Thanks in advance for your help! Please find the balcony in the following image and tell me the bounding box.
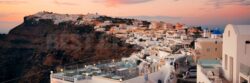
[239,63,250,83]
[197,59,223,83]
[240,63,250,76]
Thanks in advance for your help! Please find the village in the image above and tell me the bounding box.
[49,14,250,83]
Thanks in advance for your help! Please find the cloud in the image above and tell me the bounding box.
[0,21,20,34]
[173,0,250,8]
[93,0,152,6]
[0,0,26,4]
[124,16,182,23]
[0,13,8,17]
[0,12,22,18]
[207,0,250,8]
[53,0,77,6]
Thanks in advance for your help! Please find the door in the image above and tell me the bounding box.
[229,57,234,82]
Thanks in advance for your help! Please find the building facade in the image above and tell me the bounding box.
[194,38,222,62]
[222,24,250,83]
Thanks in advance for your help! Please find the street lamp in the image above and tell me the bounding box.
[86,73,89,83]
[60,69,64,72]
[86,73,89,79]
[61,68,64,81]
[119,78,123,82]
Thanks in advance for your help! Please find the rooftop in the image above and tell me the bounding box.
[196,38,222,42]
[51,59,139,82]
[211,28,223,35]
[226,24,250,35]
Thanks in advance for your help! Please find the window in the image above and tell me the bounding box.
[246,41,250,44]
[228,31,230,37]
[245,41,250,55]
[215,41,218,44]
[225,54,228,70]
[215,48,217,51]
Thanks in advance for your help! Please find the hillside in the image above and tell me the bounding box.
[0,12,142,83]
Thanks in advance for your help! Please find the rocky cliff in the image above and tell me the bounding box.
[0,12,141,83]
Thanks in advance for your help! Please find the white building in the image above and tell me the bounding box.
[203,28,211,38]
[50,56,177,83]
[149,21,161,29]
[222,24,250,83]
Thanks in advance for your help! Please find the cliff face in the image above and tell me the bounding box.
[0,13,141,83]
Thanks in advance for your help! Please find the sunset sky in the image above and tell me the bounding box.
[0,0,250,33]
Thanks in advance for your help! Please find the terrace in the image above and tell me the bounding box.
[51,59,139,82]
[197,59,225,83]
[239,63,250,83]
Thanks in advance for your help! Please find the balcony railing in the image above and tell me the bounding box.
[240,63,250,76]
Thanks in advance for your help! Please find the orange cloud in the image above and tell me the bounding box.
[53,0,77,6]
[0,0,26,4]
[94,0,152,6]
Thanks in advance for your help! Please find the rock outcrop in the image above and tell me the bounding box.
[0,12,141,83]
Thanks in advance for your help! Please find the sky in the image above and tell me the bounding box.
[0,0,250,33]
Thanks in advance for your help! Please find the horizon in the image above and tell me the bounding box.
[1,0,250,33]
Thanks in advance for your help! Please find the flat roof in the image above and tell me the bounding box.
[226,24,250,36]
[234,25,250,35]
[198,59,221,67]
[196,38,222,42]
